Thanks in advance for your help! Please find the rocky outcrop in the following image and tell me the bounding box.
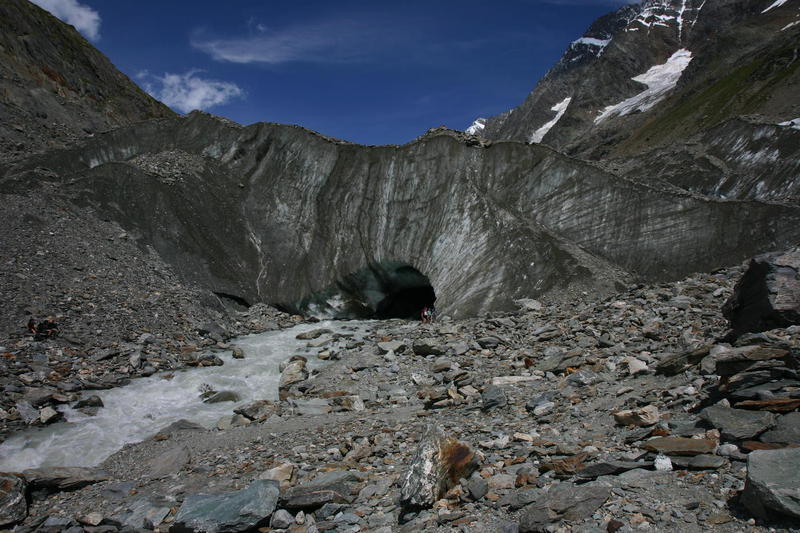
[3,112,799,318]
[0,0,173,161]
[723,249,800,335]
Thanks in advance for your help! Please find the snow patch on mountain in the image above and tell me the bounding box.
[530,97,572,144]
[782,20,799,30]
[595,49,692,124]
[466,118,486,136]
[571,37,612,57]
[762,0,789,13]
[625,0,704,40]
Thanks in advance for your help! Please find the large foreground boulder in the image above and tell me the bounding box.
[723,250,800,336]
[399,425,478,510]
[742,448,800,520]
[171,479,280,532]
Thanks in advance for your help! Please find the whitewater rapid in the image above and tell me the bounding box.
[0,320,372,472]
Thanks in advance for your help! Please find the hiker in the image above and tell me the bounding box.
[26,317,37,334]
[421,306,430,323]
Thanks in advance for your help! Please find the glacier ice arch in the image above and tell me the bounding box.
[286,260,436,320]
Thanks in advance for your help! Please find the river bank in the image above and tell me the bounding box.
[4,263,800,532]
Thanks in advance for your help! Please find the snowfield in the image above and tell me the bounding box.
[595,49,692,124]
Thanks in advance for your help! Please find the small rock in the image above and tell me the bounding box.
[39,406,62,424]
[566,370,598,387]
[296,328,332,340]
[202,390,240,404]
[613,405,659,427]
[481,386,508,410]
[271,509,294,529]
[654,454,673,471]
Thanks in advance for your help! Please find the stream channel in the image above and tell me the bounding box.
[0,320,374,472]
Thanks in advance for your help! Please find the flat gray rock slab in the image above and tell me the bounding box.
[670,454,727,470]
[700,405,776,441]
[519,483,610,532]
[742,448,800,520]
[172,480,279,533]
[120,496,172,529]
[147,445,190,478]
[22,466,110,492]
[759,412,800,445]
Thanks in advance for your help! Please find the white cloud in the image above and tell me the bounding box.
[30,0,101,41]
[138,70,244,113]
[192,20,377,65]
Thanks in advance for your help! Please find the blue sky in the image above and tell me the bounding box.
[33,0,634,145]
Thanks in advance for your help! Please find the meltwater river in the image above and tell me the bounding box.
[0,320,373,472]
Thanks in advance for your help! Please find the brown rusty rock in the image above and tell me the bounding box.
[641,437,717,456]
[399,425,478,510]
[742,441,800,452]
[540,453,588,478]
[734,398,800,413]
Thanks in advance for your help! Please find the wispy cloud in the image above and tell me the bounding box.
[137,70,244,113]
[192,20,380,65]
[30,0,101,41]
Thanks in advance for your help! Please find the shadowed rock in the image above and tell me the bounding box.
[723,250,800,337]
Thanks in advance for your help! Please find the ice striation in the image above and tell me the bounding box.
[595,49,692,123]
[529,97,572,143]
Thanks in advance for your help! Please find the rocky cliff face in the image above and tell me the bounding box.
[0,0,174,162]
[3,112,799,318]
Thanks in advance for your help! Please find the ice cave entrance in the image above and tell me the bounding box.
[292,260,436,320]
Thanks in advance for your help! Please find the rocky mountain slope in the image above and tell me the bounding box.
[474,0,800,169]
[0,0,174,162]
